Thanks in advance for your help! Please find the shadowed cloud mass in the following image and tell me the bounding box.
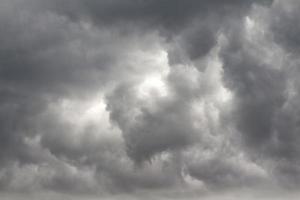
[1,0,300,199]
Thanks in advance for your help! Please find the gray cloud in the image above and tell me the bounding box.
[1,0,300,199]
[218,1,300,189]
[270,0,300,54]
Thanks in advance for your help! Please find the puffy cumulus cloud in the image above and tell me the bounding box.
[1,0,300,199]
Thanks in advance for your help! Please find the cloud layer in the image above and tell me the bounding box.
[1,0,300,199]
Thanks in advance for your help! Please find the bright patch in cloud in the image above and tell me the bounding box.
[137,74,168,99]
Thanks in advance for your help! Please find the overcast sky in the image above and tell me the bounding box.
[1,0,300,199]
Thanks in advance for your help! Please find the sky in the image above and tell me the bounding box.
[0,0,300,199]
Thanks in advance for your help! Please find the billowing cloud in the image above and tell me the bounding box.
[1,0,300,199]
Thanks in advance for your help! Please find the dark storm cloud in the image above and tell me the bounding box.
[49,0,256,27]
[45,0,273,63]
[220,22,286,148]
[2,0,300,199]
[267,1,300,186]
[270,0,300,54]
[218,1,300,188]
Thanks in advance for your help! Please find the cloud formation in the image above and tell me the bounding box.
[1,0,300,199]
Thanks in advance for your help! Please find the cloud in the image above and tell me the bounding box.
[1,0,300,199]
[218,1,300,188]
